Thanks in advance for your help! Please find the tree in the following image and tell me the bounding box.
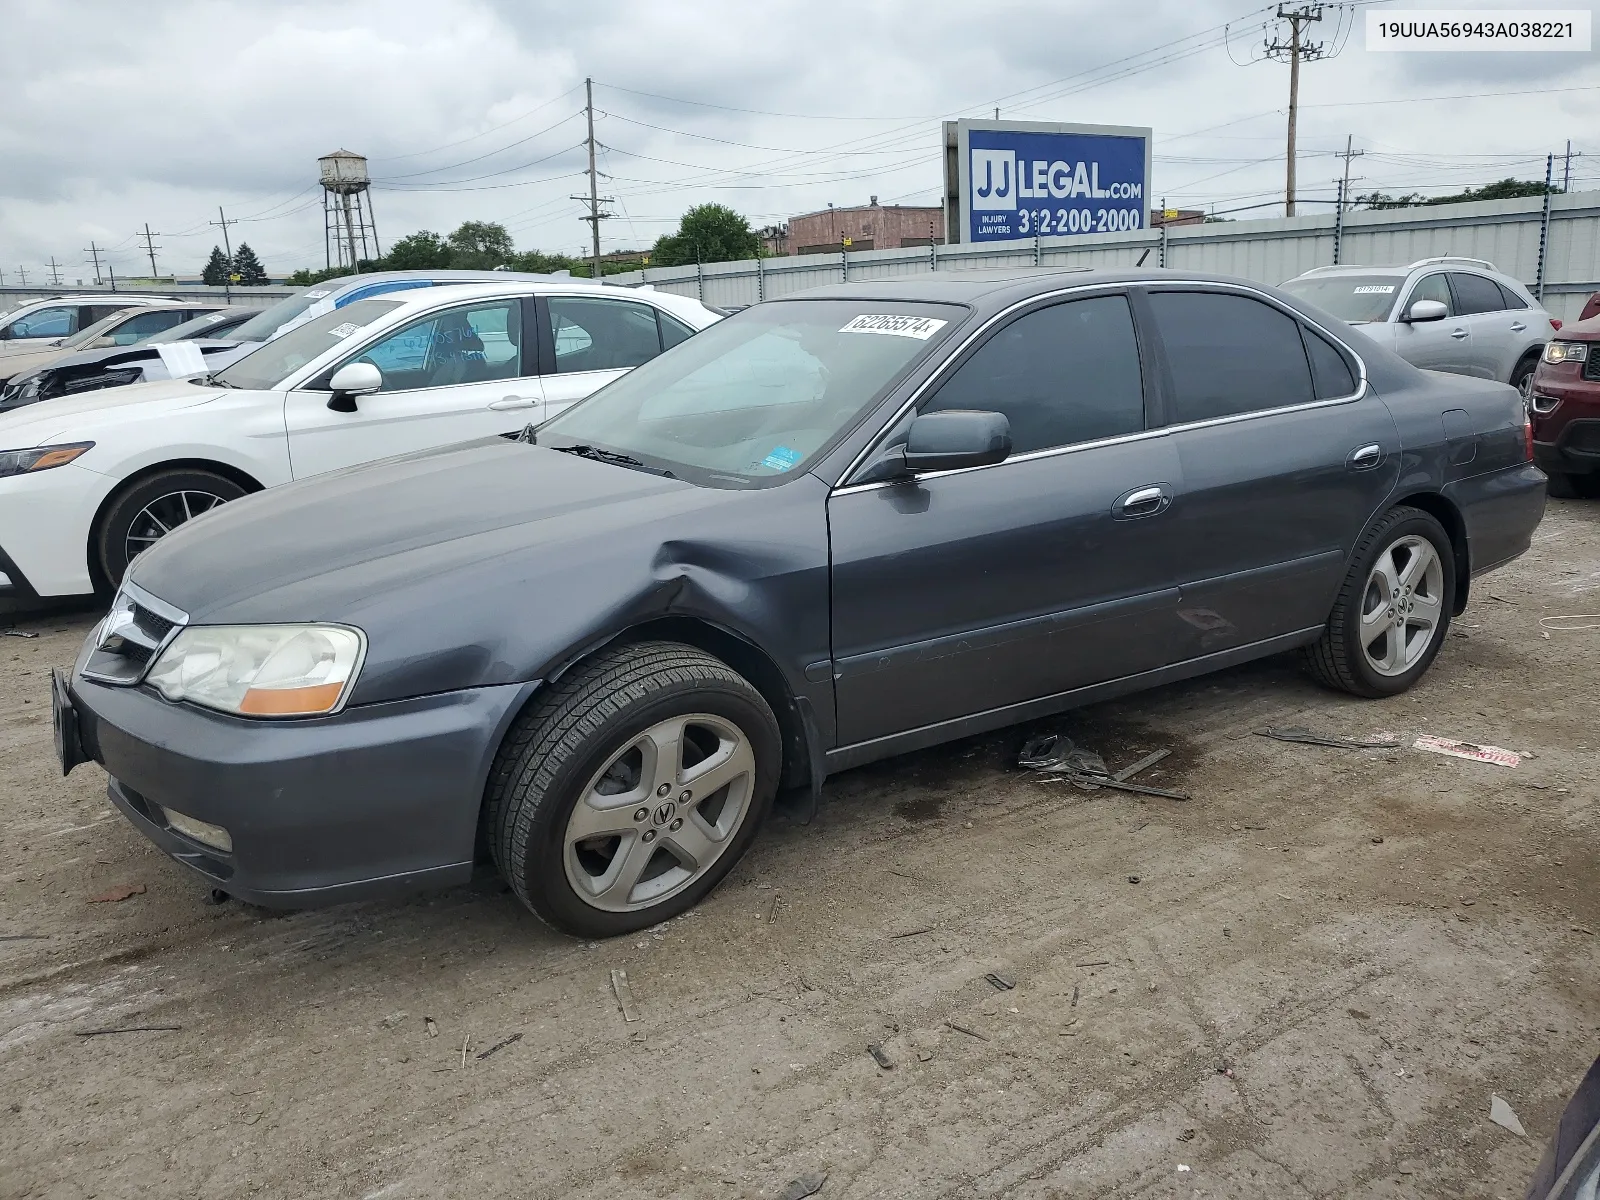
[508,248,578,274]
[231,243,268,285]
[1357,178,1563,211]
[386,231,454,270]
[650,204,762,267]
[446,221,515,269]
[201,246,231,286]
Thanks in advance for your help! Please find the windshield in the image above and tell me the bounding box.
[149,309,247,343]
[211,299,403,390]
[228,279,356,342]
[1279,275,1404,323]
[60,309,139,349]
[540,299,965,487]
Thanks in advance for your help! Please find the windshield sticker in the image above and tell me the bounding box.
[761,446,804,472]
[203,311,227,323]
[305,289,330,299]
[327,322,361,338]
[838,314,948,340]
[1352,285,1396,294]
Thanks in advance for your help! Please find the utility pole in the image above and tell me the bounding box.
[1265,3,1327,218]
[17,266,29,286]
[47,257,62,286]
[1335,135,1364,214]
[569,77,614,282]
[138,223,162,278]
[1561,139,1580,192]
[84,241,105,286]
[210,207,238,303]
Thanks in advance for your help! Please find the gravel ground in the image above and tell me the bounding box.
[1,499,1596,1200]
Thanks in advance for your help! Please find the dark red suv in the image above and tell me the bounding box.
[1529,311,1600,497]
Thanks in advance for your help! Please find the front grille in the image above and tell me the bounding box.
[1582,354,1600,382]
[64,369,140,396]
[80,584,189,686]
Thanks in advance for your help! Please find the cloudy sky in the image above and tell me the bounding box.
[1,0,1596,281]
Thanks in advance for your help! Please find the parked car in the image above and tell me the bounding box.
[0,306,257,410]
[0,295,186,358]
[0,304,225,392]
[1525,1052,1600,1200]
[1281,257,1556,396]
[51,269,1546,936]
[1527,314,1600,496]
[0,281,719,601]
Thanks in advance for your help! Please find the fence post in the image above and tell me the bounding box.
[841,240,849,283]
[1536,152,1555,301]
[1159,224,1169,269]
[696,257,704,302]
[1332,178,1345,266]
[756,254,765,303]
[1034,232,1041,267]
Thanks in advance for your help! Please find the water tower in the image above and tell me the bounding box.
[319,150,381,270]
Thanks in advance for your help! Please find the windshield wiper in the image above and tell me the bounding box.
[549,443,673,477]
[196,373,238,388]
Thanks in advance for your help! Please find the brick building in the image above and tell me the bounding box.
[787,199,944,255]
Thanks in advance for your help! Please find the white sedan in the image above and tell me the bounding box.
[0,282,719,600]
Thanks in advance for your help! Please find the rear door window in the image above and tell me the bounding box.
[546,297,664,373]
[1450,272,1507,315]
[921,294,1145,454]
[1148,291,1315,423]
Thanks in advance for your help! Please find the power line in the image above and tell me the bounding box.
[369,82,584,163]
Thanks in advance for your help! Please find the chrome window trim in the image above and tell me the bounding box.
[834,277,1370,492]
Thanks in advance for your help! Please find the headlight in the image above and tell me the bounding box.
[145,624,365,717]
[0,441,94,478]
[1544,341,1590,364]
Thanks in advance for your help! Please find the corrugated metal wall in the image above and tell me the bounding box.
[619,190,1600,324]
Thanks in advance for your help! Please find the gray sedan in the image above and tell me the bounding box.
[55,268,1547,937]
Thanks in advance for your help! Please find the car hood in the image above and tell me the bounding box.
[131,438,734,624]
[0,377,228,442]
[0,345,81,378]
[31,338,248,375]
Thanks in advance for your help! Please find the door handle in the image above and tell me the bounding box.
[1113,485,1170,519]
[1449,328,1469,340]
[1510,321,1527,332]
[1347,443,1383,471]
[488,395,536,410]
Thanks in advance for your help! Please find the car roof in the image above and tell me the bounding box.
[787,267,1318,310]
[347,279,701,314]
[4,294,188,306]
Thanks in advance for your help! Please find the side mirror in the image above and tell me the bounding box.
[91,336,118,348]
[857,409,1013,483]
[1405,299,1448,323]
[326,361,382,412]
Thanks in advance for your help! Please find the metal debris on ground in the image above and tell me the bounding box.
[2,628,39,638]
[945,1020,989,1041]
[0,933,50,941]
[984,972,1015,991]
[611,968,643,1022]
[87,883,145,903]
[777,1172,827,1200]
[1540,614,1600,631]
[1020,735,1187,796]
[73,1025,181,1037]
[1489,1093,1527,1136]
[1073,959,1110,967]
[460,1036,471,1068]
[1114,749,1171,781]
[1255,727,1402,750]
[424,1017,438,1038]
[888,926,933,939]
[475,1032,523,1061]
[867,1043,894,1069]
[1413,735,1521,769]
[1071,985,1079,1007]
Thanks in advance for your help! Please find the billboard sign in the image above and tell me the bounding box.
[950,119,1152,245]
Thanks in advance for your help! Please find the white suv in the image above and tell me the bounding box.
[1281,257,1557,397]
[0,281,719,601]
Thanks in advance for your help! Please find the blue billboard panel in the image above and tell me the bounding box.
[958,121,1151,244]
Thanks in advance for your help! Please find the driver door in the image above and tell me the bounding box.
[1391,272,1475,375]
[284,297,543,480]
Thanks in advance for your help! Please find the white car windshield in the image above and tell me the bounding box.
[210,300,403,390]
[539,299,965,487]
[1279,276,1405,324]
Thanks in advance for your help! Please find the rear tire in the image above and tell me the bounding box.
[96,468,244,589]
[1303,506,1455,698]
[484,641,781,938]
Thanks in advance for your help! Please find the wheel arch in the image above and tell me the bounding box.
[1388,489,1471,614]
[85,458,266,592]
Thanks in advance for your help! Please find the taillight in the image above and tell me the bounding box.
[1551,318,1563,332]
[1524,409,1535,461]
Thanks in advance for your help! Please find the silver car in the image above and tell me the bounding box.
[1281,257,1555,397]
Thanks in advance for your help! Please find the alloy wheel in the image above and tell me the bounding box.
[1359,534,1445,677]
[124,490,229,564]
[563,713,756,913]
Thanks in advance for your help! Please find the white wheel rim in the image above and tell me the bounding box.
[1359,534,1445,677]
[562,713,756,914]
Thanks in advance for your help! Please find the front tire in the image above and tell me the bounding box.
[484,641,781,938]
[96,468,245,589]
[1304,506,1456,697]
